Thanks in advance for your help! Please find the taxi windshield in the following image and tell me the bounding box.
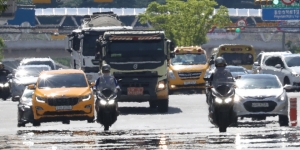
[171,54,207,65]
[236,77,281,89]
[221,53,254,65]
[37,73,88,88]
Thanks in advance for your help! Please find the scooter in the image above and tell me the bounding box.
[207,84,236,132]
[95,88,119,131]
[0,75,10,100]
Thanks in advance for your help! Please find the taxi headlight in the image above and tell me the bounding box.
[36,96,45,102]
[82,93,92,101]
[168,70,176,79]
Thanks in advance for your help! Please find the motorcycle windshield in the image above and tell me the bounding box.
[212,69,234,97]
[97,89,117,100]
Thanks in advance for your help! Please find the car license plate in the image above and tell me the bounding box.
[252,103,269,107]
[56,106,72,110]
[127,87,143,95]
[184,81,196,85]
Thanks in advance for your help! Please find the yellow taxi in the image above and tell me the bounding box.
[168,46,209,93]
[28,69,95,126]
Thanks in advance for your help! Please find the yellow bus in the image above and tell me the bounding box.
[211,44,256,70]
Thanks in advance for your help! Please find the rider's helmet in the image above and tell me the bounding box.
[215,57,227,68]
[0,62,4,70]
[101,64,111,73]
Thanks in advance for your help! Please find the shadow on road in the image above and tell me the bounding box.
[119,106,182,115]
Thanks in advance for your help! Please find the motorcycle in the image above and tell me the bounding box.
[0,75,10,100]
[95,88,119,131]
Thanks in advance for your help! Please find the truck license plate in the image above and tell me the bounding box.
[252,103,269,107]
[127,87,143,95]
[184,81,196,85]
[56,106,72,110]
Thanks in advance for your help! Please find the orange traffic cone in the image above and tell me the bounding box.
[290,98,297,126]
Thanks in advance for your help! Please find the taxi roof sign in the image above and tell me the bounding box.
[174,46,205,54]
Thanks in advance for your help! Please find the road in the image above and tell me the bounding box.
[0,93,300,149]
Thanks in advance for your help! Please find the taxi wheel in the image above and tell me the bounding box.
[279,115,289,126]
[157,99,169,113]
[17,123,25,127]
[87,117,94,123]
[32,121,41,127]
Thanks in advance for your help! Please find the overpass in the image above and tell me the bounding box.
[1,8,299,58]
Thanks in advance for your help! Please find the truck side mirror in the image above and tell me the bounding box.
[170,42,175,51]
[170,52,175,58]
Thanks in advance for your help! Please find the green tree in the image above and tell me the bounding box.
[0,0,12,61]
[138,0,231,46]
[285,40,300,54]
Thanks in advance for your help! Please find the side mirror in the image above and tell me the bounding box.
[253,62,259,66]
[170,42,175,51]
[90,82,95,87]
[118,79,122,83]
[91,59,100,65]
[28,84,36,90]
[170,52,175,58]
[275,64,282,69]
[283,84,293,90]
[14,96,20,101]
[7,74,13,79]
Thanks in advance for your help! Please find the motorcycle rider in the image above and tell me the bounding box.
[0,62,11,76]
[206,57,234,105]
[94,64,121,119]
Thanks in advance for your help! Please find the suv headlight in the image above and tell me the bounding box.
[292,71,300,77]
[277,92,286,101]
[234,94,243,102]
[36,96,45,102]
[82,93,92,101]
[168,70,176,79]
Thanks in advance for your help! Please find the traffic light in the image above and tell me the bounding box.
[32,0,51,4]
[254,0,277,5]
[226,28,241,33]
[94,0,113,2]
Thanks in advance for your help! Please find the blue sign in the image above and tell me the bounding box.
[262,8,300,21]
[7,8,35,26]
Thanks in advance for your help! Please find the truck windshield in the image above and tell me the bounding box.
[108,40,164,58]
[171,54,207,65]
[82,34,101,56]
[221,53,254,65]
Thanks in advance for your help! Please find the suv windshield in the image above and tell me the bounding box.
[221,53,254,65]
[108,40,164,58]
[23,61,54,70]
[171,54,207,65]
[284,56,300,67]
[38,73,88,88]
[15,67,50,78]
[236,77,281,89]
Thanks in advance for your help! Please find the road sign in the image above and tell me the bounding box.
[236,19,247,30]
[262,8,300,20]
[277,20,300,31]
[262,0,300,8]
[281,0,295,5]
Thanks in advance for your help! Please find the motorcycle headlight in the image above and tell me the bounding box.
[4,83,9,87]
[82,93,92,101]
[215,97,223,103]
[224,98,232,103]
[100,99,107,105]
[0,83,3,87]
[108,100,115,105]
[168,70,176,79]
[36,96,45,102]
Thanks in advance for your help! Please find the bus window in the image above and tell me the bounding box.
[221,53,254,65]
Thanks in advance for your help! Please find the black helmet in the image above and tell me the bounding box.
[102,64,111,72]
[215,57,227,67]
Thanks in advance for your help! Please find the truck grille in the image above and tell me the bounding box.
[122,82,150,87]
[178,72,201,79]
[47,98,79,106]
[243,101,277,112]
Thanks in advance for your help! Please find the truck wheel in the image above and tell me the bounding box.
[87,117,95,123]
[157,99,169,113]
[32,120,41,127]
[219,127,227,132]
[62,120,70,124]
[149,101,157,108]
[279,115,289,126]
[104,125,109,131]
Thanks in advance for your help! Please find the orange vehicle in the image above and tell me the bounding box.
[168,46,209,93]
[28,69,95,126]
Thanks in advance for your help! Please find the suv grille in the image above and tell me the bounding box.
[178,72,201,79]
[243,101,277,112]
[47,98,79,106]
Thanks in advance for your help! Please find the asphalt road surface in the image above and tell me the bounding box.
[0,93,300,149]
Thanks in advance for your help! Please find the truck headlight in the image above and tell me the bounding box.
[168,70,176,79]
[36,96,45,102]
[82,93,92,101]
[157,80,166,90]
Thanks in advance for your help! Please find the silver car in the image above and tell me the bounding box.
[9,65,51,101]
[233,74,291,126]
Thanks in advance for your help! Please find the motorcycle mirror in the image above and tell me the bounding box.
[7,74,13,79]
[118,79,122,83]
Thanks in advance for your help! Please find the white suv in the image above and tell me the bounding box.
[252,51,291,74]
[19,57,56,70]
[258,53,300,90]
